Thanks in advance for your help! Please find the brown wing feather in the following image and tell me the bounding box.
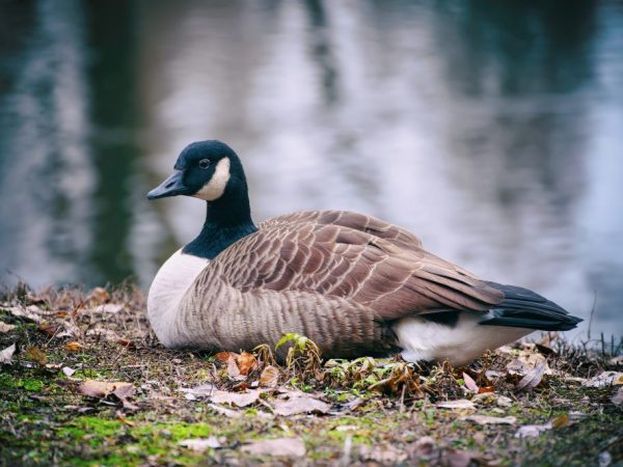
[207,211,503,321]
[261,210,424,249]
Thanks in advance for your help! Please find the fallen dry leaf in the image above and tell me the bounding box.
[515,422,552,438]
[236,352,257,376]
[211,389,264,407]
[64,341,83,352]
[552,414,570,428]
[208,403,243,418]
[583,371,623,388]
[478,386,495,394]
[444,449,476,467]
[259,365,280,387]
[79,380,137,410]
[463,372,479,393]
[507,351,550,377]
[516,360,547,391]
[241,437,306,457]
[0,321,16,333]
[62,366,76,377]
[496,396,513,407]
[436,399,475,410]
[38,322,61,337]
[88,287,110,304]
[179,436,222,452]
[24,346,47,365]
[89,303,124,314]
[180,383,216,401]
[0,343,16,364]
[215,351,236,363]
[272,391,330,416]
[463,415,516,425]
[359,444,408,464]
[227,355,242,380]
[3,305,44,323]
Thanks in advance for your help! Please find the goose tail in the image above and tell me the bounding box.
[478,282,582,331]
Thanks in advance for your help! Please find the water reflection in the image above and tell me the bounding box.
[0,0,621,337]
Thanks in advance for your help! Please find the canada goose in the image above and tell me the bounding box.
[146,140,581,365]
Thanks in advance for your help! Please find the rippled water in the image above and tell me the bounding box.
[1,0,622,338]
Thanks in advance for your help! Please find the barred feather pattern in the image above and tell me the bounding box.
[169,210,505,357]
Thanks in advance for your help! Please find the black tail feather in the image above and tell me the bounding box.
[478,282,582,331]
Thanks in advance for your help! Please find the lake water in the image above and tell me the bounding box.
[1,0,622,339]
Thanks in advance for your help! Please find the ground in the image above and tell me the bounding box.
[0,284,621,466]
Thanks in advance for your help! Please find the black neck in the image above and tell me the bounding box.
[182,178,258,259]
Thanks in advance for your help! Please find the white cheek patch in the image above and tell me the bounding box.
[194,157,231,201]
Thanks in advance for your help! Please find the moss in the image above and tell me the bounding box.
[0,373,45,392]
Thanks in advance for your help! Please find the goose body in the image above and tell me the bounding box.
[147,141,581,365]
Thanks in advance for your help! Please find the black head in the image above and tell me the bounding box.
[147,140,244,201]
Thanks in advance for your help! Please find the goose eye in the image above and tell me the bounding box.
[198,159,211,169]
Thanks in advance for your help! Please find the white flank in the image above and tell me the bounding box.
[393,313,533,366]
[147,249,210,346]
[194,157,231,201]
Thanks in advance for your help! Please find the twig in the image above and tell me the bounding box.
[587,292,597,340]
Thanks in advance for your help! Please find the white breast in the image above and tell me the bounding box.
[393,314,532,366]
[147,249,210,346]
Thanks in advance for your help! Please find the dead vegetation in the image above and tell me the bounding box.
[0,284,622,466]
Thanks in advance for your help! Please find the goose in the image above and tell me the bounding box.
[146,140,581,365]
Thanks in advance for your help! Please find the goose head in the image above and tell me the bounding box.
[147,140,257,259]
[147,140,244,202]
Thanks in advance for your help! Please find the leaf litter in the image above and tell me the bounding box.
[1,285,622,466]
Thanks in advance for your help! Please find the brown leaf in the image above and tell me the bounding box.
[90,303,124,314]
[436,399,475,410]
[79,380,133,398]
[583,371,623,388]
[38,322,60,337]
[88,287,110,304]
[359,444,408,464]
[516,360,546,391]
[273,391,330,416]
[64,341,83,352]
[208,403,243,418]
[551,414,570,428]
[259,365,280,388]
[78,380,137,410]
[462,372,479,393]
[241,438,306,457]
[0,343,16,364]
[215,351,236,363]
[507,351,549,377]
[227,356,242,380]
[4,305,43,323]
[462,415,516,425]
[515,423,552,438]
[210,389,263,407]
[24,346,47,365]
[179,436,222,452]
[180,384,216,400]
[0,321,16,333]
[236,352,257,376]
[445,449,475,467]
[478,386,495,394]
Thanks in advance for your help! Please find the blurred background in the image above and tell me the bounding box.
[0,0,621,338]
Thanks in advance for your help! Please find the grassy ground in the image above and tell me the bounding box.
[1,284,622,466]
